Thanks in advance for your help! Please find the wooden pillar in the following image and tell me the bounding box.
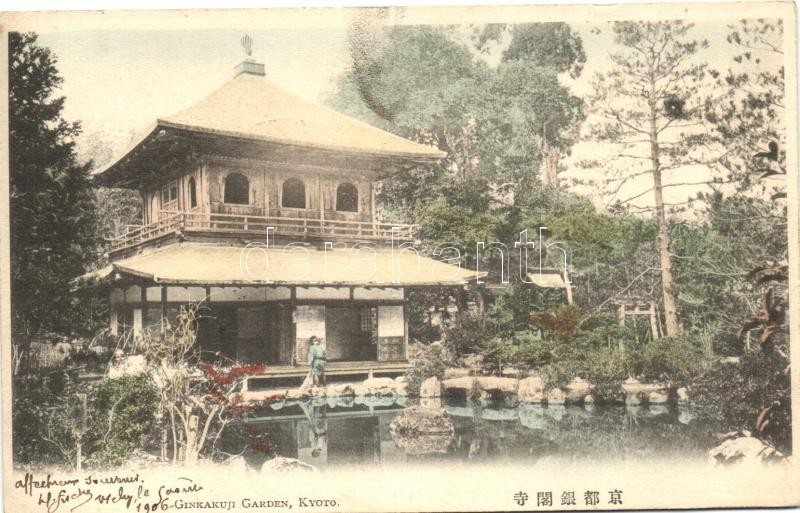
[268,171,270,217]
[370,184,377,237]
[290,286,298,366]
[617,303,626,327]
[318,175,324,227]
[649,301,660,339]
[161,285,168,335]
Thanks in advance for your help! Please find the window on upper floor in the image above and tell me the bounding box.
[224,173,249,205]
[336,182,358,212]
[188,177,198,209]
[281,178,306,209]
[161,180,179,211]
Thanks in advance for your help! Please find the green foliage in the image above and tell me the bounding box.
[443,298,707,397]
[671,194,788,354]
[480,330,551,375]
[537,324,639,389]
[406,289,447,344]
[544,209,657,269]
[86,375,160,467]
[536,328,706,395]
[635,334,706,382]
[442,315,496,356]
[13,372,160,469]
[93,187,143,267]
[329,23,586,275]
[500,23,586,78]
[13,371,81,468]
[703,19,785,192]
[489,282,556,335]
[691,350,791,453]
[415,198,499,266]
[10,32,98,339]
[405,344,449,396]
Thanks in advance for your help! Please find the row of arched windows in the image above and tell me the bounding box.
[220,173,359,212]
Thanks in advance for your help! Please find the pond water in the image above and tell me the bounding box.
[221,397,718,471]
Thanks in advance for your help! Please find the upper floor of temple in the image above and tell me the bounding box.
[94,59,444,260]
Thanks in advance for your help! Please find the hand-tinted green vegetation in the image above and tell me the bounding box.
[9,18,791,468]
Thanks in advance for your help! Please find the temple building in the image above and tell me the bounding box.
[91,57,479,382]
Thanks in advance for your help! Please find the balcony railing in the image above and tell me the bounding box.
[110,211,416,253]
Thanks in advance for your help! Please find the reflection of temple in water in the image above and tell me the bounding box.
[225,402,709,470]
[237,402,408,470]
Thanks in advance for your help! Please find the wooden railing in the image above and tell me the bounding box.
[110,211,416,252]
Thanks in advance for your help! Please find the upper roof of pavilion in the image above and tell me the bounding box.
[93,60,444,187]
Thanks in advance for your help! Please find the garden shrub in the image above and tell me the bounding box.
[691,349,791,454]
[634,332,705,382]
[442,315,497,356]
[85,374,160,467]
[13,370,82,468]
[405,343,449,396]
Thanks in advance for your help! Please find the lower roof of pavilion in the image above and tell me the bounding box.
[81,244,484,288]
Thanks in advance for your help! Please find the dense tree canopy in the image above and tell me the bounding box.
[9,32,98,339]
[329,23,586,272]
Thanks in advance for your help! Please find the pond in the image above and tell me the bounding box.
[221,396,720,471]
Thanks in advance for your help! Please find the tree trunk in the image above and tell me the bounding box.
[539,122,559,188]
[648,80,682,336]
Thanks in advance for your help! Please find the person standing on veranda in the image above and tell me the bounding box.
[307,335,326,387]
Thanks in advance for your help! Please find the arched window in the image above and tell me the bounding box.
[281,178,306,209]
[336,182,358,212]
[224,173,249,205]
[188,177,198,209]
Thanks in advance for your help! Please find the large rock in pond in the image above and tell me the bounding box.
[476,376,518,395]
[261,457,317,473]
[518,405,547,430]
[285,388,312,401]
[546,388,565,405]
[356,377,398,398]
[420,377,442,398]
[443,376,476,395]
[648,390,670,404]
[622,378,670,405]
[563,377,593,404]
[327,383,356,398]
[389,406,455,456]
[518,376,545,403]
[708,433,788,466]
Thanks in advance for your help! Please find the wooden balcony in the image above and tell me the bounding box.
[109,211,416,254]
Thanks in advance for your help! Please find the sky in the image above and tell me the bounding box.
[35,13,784,213]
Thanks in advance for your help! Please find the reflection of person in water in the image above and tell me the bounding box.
[307,335,326,387]
[299,401,327,458]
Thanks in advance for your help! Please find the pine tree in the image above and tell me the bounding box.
[587,22,711,336]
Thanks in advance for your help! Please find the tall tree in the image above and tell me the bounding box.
[9,32,97,341]
[475,23,585,190]
[329,22,585,246]
[587,21,711,336]
[704,19,785,195]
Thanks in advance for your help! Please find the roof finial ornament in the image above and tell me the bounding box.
[241,34,253,59]
[235,35,265,77]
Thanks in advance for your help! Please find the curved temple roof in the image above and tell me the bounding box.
[94,72,444,183]
[102,245,483,286]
